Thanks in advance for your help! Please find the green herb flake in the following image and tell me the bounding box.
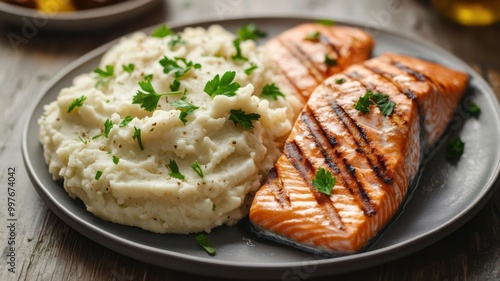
[144,74,154,80]
[151,24,174,38]
[353,92,373,114]
[244,62,258,75]
[446,137,465,162]
[204,71,241,98]
[229,109,261,129]
[196,234,216,256]
[305,31,321,41]
[168,34,186,50]
[171,98,199,125]
[95,170,103,180]
[119,115,133,127]
[68,95,86,113]
[169,79,181,92]
[237,23,267,41]
[335,78,347,84]
[132,126,144,150]
[167,159,185,180]
[160,57,201,78]
[122,63,135,74]
[316,19,336,26]
[467,103,481,118]
[78,136,88,145]
[324,55,338,66]
[132,78,183,111]
[354,90,396,116]
[191,160,204,178]
[94,65,114,87]
[231,38,248,63]
[112,155,120,165]
[261,83,285,100]
[312,168,336,196]
[93,119,113,139]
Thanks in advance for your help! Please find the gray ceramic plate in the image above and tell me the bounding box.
[0,0,161,30]
[22,17,500,280]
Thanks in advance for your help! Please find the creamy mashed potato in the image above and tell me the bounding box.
[39,25,303,234]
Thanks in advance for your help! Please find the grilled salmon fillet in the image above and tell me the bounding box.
[267,23,375,102]
[249,53,469,255]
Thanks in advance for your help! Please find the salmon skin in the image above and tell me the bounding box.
[249,53,469,255]
[266,23,374,102]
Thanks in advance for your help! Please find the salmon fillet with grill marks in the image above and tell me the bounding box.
[267,23,375,102]
[249,53,469,255]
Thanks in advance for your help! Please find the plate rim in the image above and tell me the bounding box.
[21,15,500,278]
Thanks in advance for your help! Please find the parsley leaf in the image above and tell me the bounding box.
[261,83,285,100]
[244,62,258,75]
[196,234,216,256]
[167,159,185,180]
[78,136,88,145]
[112,155,120,165]
[231,38,248,63]
[353,92,373,114]
[168,34,186,50]
[68,95,86,113]
[144,74,154,80]
[151,24,174,38]
[191,160,204,178]
[354,90,396,116]
[446,136,465,162]
[335,78,346,84]
[119,115,133,127]
[204,71,241,98]
[305,31,321,41]
[159,56,201,78]
[94,65,114,87]
[467,103,481,118]
[169,79,181,91]
[237,24,267,41]
[171,98,199,125]
[132,78,183,111]
[122,63,135,74]
[132,126,144,150]
[324,55,338,66]
[316,19,336,26]
[229,109,261,129]
[312,168,336,196]
[93,119,113,139]
[95,170,103,180]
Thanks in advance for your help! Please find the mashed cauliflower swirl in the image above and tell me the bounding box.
[39,25,302,234]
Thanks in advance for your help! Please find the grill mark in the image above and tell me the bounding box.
[363,64,417,100]
[393,61,427,82]
[278,38,324,83]
[330,100,393,184]
[342,158,376,215]
[284,141,344,229]
[319,33,341,59]
[267,167,291,208]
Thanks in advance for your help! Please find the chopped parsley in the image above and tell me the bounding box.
[170,97,199,125]
[196,234,216,256]
[122,63,135,74]
[191,160,204,178]
[94,65,114,87]
[467,103,481,117]
[324,55,338,66]
[78,136,88,145]
[229,109,261,129]
[168,34,186,50]
[119,115,133,127]
[132,78,183,111]
[446,136,465,162]
[317,19,336,26]
[312,168,336,196]
[335,78,347,84]
[169,79,181,91]
[95,170,103,180]
[204,71,241,98]
[68,95,86,113]
[244,62,258,75]
[159,56,201,78]
[151,24,174,38]
[231,38,248,62]
[144,74,154,80]
[354,90,396,116]
[112,155,120,165]
[167,159,185,180]
[305,31,321,41]
[92,119,113,139]
[237,23,267,41]
[261,83,285,100]
[132,126,144,150]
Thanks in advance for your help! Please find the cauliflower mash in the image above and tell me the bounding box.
[38,25,302,233]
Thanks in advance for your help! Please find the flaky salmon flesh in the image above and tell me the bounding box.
[249,52,469,255]
[266,23,375,102]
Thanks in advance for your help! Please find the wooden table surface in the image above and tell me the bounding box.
[1,0,499,280]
